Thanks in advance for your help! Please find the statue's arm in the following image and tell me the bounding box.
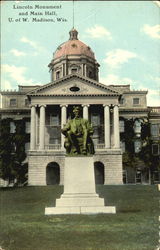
[86,120,94,135]
[61,121,71,136]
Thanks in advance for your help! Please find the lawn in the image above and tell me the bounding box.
[0,185,159,250]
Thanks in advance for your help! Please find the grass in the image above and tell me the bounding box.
[0,185,159,250]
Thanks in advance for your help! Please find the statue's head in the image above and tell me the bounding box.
[73,106,81,118]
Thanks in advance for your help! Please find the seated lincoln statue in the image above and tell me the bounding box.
[61,106,95,155]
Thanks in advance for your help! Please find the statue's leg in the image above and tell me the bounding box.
[82,130,87,154]
[64,137,71,154]
[67,131,79,154]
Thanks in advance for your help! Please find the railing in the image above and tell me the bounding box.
[95,144,105,149]
[45,144,61,150]
[150,107,160,113]
[34,144,105,150]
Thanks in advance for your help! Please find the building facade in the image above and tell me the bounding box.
[0,29,160,186]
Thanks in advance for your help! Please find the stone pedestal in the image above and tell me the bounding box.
[45,157,116,215]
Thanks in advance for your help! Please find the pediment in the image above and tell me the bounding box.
[28,75,119,96]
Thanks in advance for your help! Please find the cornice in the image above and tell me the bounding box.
[27,74,120,96]
[0,92,27,95]
[119,108,149,113]
[29,93,119,97]
[0,108,30,113]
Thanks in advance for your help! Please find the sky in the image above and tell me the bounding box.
[1,0,160,106]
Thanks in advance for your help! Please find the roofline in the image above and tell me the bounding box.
[18,85,42,87]
[27,73,120,95]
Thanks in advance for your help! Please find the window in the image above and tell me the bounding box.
[135,169,142,184]
[71,68,77,74]
[25,99,29,106]
[89,71,93,78]
[151,124,159,137]
[120,141,125,153]
[25,121,30,133]
[10,98,17,107]
[123,170,127,184]
[91,114,100,126]
[119,120,125,132]
[25,142,30,153]
[70,86,80,92]
[56,71,60,79]
[50,114,59,126]
[152,144,159,155]
[134,120,141,134]
[153,171,160,183]
[134,140,141,153]
[119,98,125,105]
[133,98,140,105]
[10,122,16,133]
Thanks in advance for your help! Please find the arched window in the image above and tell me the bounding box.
[94,162,104,184]
[46,162,60,185]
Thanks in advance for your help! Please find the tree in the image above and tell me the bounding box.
[13,119,28,185]
[0,118,15,183]
[122,118,137,170]
[138,121,160,183]
[0,118,29,185]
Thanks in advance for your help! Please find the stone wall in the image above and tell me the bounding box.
[94,150,123,185]
[28,151,65,185]
[28,150,123,186]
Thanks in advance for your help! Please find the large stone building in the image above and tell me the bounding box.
[0,29,160,186]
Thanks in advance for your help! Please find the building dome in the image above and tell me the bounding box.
[53,28,95,60]
[49,28,99,81]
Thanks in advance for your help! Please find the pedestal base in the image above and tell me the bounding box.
[45,206,116,215]
[45,157,116,215]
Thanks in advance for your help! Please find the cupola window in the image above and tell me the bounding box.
[56,71,60,79]
[89,71,93,78]
[71,68,78,74]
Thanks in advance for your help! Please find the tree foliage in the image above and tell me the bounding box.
[139,120,160,172]
[121,118,137,169]
[0,118,15,182]
[0,118,29,185]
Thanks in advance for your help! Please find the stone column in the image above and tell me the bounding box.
[82,64,84,76]
[83,105,89,120]
[35,110,39,146]
[61,105,67,150]
[113,105,120,148]
[103,105,110,148]
[39,105,46,150]
[30,105,36,150]
[84,64,87,77]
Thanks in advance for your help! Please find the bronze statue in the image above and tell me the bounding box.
[61,106,95,155]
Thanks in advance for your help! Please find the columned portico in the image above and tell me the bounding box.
[61,105,67,150]
[39,105,46,150]
[113,105,120,148]
[29,103,121,151]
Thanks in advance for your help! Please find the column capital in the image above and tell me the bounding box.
[103,104,110,108]
[29,104,38,108]
[82,104,90,107]
[39,104,46,108]
[60,104,68,108]
[113,104,120,108]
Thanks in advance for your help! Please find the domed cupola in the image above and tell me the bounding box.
[69,28,78,40]
[48,28,100,81]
